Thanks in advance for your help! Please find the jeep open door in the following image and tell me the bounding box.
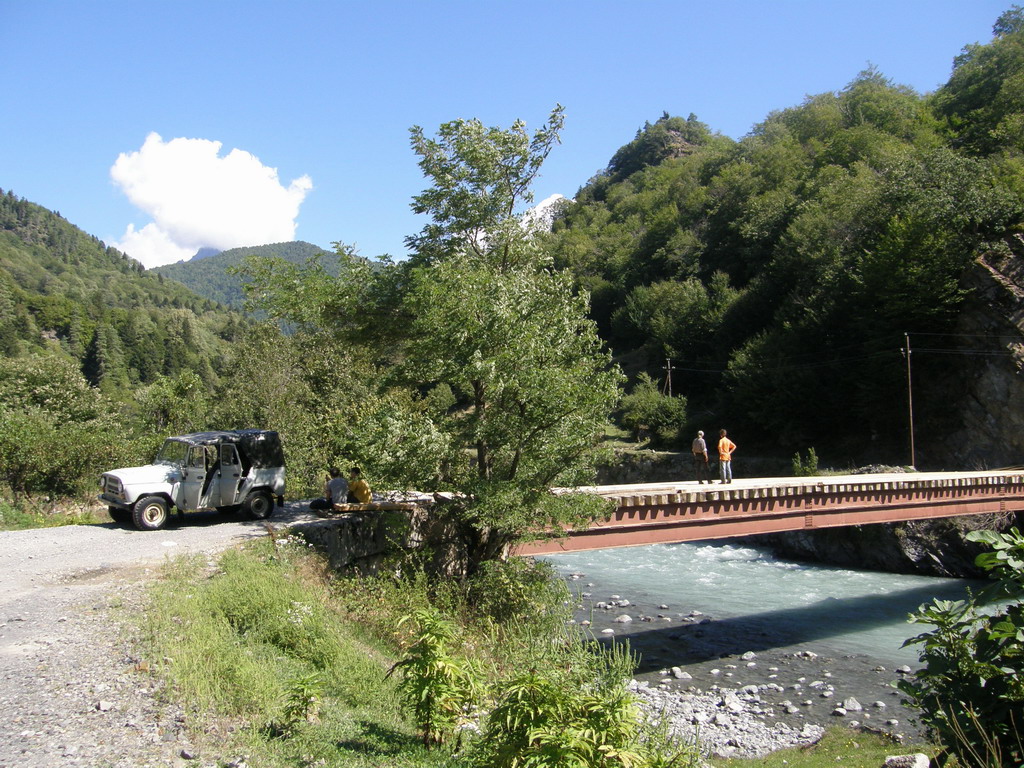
[215,442,243,508]
[180,444,210,510]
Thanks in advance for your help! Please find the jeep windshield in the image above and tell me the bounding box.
[154,438,190,466]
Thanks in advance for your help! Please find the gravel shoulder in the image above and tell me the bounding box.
[0,503,319,768]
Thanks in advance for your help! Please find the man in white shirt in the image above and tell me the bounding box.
[692,430,709,484]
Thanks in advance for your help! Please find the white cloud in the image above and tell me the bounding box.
[109,132,313,268]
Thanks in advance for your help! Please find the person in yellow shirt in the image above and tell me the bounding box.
[347,466,372,504]
[717,429,737,484]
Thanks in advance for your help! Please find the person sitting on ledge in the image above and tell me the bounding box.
[347,466,372,504]
[310,467,348,511]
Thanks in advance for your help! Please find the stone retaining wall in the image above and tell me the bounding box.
[290,504,470,579]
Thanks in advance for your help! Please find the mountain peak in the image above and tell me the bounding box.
[191,247,222,262]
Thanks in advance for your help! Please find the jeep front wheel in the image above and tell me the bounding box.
[242,490,274,520]
[108,506,132,525]
[132,495,169,530]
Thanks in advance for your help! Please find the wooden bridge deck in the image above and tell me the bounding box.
[516,470,1024,555]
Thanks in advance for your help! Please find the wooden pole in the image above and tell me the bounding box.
[905,332,915,468]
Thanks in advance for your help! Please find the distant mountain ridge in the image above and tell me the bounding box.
[153,241,335,308]
[0,188,244,389]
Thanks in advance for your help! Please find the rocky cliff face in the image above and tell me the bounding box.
[931,236,1024,469]
[749,511,1022,579]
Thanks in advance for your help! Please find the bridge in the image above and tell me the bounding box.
[515,470,1024,555]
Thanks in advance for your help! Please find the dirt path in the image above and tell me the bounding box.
[0,503,318,768]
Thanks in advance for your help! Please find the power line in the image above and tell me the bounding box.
[913,348,1020,357]
[639,330,1022,378]
[911,331,1024,340]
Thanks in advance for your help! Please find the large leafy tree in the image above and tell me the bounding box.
[406,107,566,267]
[400,108,622,565]
[242,108,622,568]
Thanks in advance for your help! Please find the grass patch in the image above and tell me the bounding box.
[0,497,102,530]
[138,537,446,767]
[136,540,701,766]
[713,726,941,768]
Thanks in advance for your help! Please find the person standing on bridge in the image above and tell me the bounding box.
[718,429,737,483]
[692,430,710,484]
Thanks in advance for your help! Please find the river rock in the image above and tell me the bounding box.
[842,696,863,711]
[629,680,825,758]
[614,614,633,623]
[883,754,929,768]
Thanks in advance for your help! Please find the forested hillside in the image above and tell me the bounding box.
[153,241,333,308]
[0,190,246,391]
[547,8,1024,467]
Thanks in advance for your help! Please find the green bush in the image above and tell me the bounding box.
[900,528,1024,767]
[470,637,696,768]
[466,557,572,632]
[0,353,140,505]
[619,373,687,446]
[791,448,819,477]
[0,406,122,499]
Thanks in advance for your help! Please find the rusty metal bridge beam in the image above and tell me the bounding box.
[516,474,1024,556]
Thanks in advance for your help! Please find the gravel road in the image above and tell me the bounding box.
[0,503,319,768]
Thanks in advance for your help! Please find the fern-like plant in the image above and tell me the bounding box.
[387,608,484,748]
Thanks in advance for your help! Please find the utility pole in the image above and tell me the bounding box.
[662,358,676,397]
[904,333,916,468]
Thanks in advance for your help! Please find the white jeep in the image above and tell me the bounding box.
[99,430,286,530]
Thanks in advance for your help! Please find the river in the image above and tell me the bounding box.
[540,538,984,667]
[539,539,987,741]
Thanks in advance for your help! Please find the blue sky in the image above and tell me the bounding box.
[0,0,1011,268]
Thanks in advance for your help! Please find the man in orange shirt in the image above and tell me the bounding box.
[718,429,737,484]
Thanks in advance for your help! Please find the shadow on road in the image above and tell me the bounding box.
[102,501,320,533]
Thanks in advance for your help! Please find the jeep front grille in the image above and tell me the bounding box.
[101,476,123,497]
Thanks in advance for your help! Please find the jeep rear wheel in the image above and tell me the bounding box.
[132,495,169,530]
[242,490,275,520]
